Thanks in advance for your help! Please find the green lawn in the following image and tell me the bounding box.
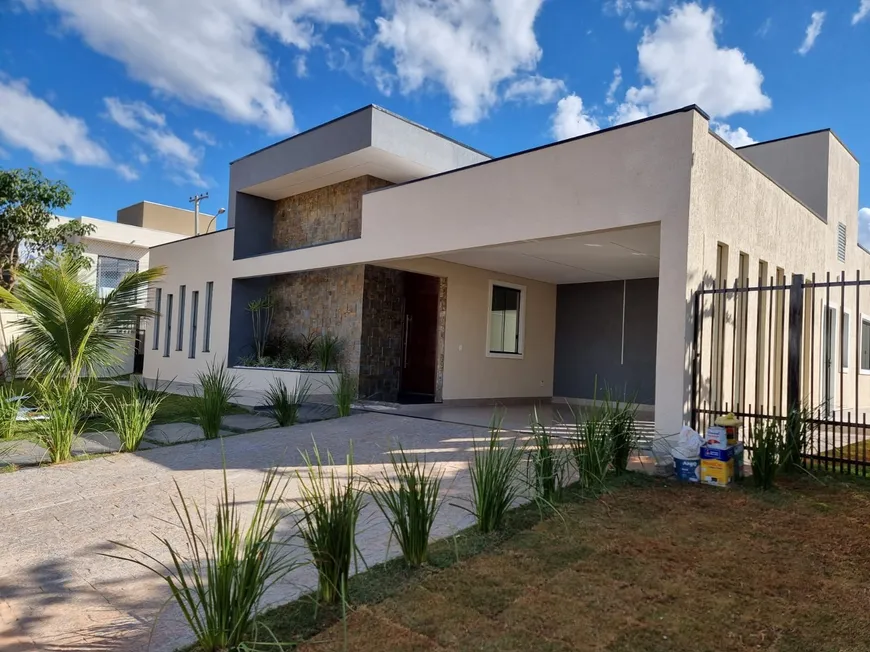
[242,474,870,652]
[4,379,248,442]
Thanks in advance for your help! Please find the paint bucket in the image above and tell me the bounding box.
[673,456,701,483]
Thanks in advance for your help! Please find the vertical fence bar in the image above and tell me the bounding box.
[863,412,867,478]
[810,274,816,420]
[840,273,846,475]
[709,285,717,417]
[767,276,775,415]
[731,282,738,408]
[691,290,700,431]
[825,272,831,418]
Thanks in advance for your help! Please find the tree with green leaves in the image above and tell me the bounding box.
[0,253,165,388]
[0,167,94,289]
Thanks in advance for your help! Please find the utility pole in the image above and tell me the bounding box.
[189,192,209,236]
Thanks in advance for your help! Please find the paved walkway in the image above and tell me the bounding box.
[0,413,486,651]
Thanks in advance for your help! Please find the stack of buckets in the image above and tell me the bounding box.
[700,414,745,487]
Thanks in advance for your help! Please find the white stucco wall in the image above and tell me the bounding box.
[143,230,234,384]
[682,112,863,432]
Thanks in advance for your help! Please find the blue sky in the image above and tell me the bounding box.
[1,0,868,235]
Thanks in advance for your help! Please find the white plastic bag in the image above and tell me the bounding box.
[671,425,703,460]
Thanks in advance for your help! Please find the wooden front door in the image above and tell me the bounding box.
[400,273,439,401]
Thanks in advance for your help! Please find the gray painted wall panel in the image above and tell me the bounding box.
[233,193,276,259]
[553,278,658,404]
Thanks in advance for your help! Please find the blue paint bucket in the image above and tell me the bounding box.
[674,456,700,483]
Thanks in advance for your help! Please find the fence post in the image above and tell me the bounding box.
[691,290,700,431]
[787,274,805,416]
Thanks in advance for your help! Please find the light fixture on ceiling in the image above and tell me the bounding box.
[584,243,603,247]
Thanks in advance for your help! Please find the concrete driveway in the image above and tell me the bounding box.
[0,413,488,651]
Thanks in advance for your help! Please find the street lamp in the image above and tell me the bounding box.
[206,207,226,234]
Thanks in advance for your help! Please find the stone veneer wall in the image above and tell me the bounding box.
[359,266,407,401]
[272,176,392,251]
[269,265,365,374]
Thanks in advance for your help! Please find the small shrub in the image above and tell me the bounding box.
[265,377,311,427]
[32,378,91,463]
[526,409,569,504]
[466,412,524,533]
[3,338,20,382]
[105,467,298,651]
[288,332,319,366]
[104,386,165,452]
[194,361,241,439]
[781,403,814,472]
[566,405,613,493]
[603,390,640,475]
[369,447,444,567]
[331,373,357,417]
[133,372,172,409]
[751,419,782,491]
[296,441,364,604]
[0,384,19,440]
[314,333,343,371]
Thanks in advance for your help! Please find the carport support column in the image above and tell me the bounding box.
[654,216,695,444]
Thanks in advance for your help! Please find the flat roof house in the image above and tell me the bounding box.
[142,104,865,438]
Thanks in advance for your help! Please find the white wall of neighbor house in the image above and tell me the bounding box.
[380,257,557,401]
[143,230,234,384]
[682,110,864,432]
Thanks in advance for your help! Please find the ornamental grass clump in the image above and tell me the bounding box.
[751,418,783,491]
[264,377,311,427]
[526,408,569,504]
[32,377,92,463]
[466,412,524,533]
[566,404,613,494]
[105,466,298,651]
[103,385,165,452]
[296,441,364,605]
[194,361,240,439]
[369,447,444,567]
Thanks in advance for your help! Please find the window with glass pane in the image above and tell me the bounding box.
[489,285,521,354]
[96,256,138,298]
[862,319,870,371]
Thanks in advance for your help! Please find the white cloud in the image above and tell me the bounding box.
[859,208,870,248]
[192,129,217,146]
[116,164,139,181]
[504,75,565,104]
[713,122,755,147]
[605,66,623,105]
[26,0,361,135]
[105,97,206,187]
[605,0,662,30]
[798,11,825,55]
[295,54,309,78]
[615,3,771,121]
[0,77,110,166]
[551,94,599,141]
[0,76,133,180]
[612,101,649,124]
[853,0,870,25]
[369,0,547,124]
[757,17,772,37]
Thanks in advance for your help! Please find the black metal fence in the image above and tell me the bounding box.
[691,271,870,475]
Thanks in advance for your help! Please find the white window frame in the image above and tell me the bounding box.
[860,313,870,375]
[485,280,526,359]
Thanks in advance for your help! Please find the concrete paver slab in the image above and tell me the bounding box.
[0,413,484,651]
[143,422,209,445]
[0,440,47,467]
[221,413,277,432]
[73,431,121,455]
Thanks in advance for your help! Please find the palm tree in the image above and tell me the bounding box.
[0,253,164,388]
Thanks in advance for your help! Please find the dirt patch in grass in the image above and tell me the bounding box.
[263,474,870,651]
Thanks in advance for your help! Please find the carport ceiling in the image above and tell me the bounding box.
[435,224,660,284]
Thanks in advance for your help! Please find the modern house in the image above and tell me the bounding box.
[141,104,865,438]
[0,203,204,377]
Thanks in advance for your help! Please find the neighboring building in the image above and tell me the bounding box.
[142,104,864,438]
[1,215,186,377]
[117,200,218,237]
